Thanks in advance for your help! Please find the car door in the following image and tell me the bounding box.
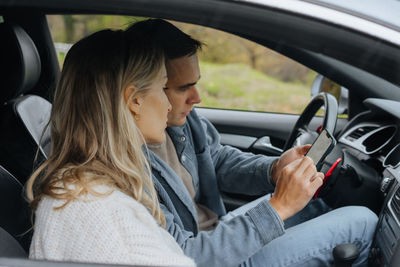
[184,26,351,208]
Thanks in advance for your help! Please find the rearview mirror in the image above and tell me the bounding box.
[311,74,348,115]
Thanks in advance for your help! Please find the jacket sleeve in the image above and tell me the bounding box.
[163,199,285,267]
[199,115,278,195]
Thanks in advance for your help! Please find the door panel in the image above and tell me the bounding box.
[197,107,300,152]
[197,107,347,154]
[197,107,348,210]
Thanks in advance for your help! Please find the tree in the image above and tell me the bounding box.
[62,15,75,43]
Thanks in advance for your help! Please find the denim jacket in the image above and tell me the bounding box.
[149,109,285,267]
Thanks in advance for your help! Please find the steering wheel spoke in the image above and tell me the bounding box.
[299,125,311,134]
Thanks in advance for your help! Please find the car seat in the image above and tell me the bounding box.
[0,226,26,258]
[0,165,31,252]
[0,22,51,184]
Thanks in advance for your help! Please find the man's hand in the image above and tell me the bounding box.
[269,156,324,221]
[270,145,312,185]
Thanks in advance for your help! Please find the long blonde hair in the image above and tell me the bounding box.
[26,29,165,226]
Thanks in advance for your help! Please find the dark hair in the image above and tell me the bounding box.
[126,19,202,60]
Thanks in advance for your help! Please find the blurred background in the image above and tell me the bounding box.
[47,15,317,114]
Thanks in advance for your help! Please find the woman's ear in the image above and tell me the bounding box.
[124,85,143,115]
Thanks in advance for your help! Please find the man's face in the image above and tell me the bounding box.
[164,54,201,127]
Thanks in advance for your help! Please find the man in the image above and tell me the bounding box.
[126,19,377,266]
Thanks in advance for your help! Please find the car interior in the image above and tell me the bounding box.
[1,0,400,266]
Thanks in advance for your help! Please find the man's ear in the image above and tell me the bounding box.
[124,85,143,115]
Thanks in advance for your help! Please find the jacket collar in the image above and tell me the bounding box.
[147,149,199,224]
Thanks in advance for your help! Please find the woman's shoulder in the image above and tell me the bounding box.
[37,185,154,224]
[31,187,195,267]
[34,185,163,248]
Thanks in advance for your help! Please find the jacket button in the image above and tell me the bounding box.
[181,136,186,142]
[181,155,186,162]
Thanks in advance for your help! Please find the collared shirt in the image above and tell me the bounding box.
[148,133,218,231]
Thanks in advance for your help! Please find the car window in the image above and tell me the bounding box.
[47,15,140,66]
[175,22,317,115]
[47,15,346,116]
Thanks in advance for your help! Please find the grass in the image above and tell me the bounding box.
[197,61,312,114]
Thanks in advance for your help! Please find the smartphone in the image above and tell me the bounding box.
[305,129,336,169]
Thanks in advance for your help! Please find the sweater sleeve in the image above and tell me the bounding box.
[30,192,195,267]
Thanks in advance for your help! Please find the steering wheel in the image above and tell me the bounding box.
[283,93,338,151]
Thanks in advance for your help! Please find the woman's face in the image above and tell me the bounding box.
[135,65,171,144]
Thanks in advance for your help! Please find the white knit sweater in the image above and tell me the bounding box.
[30,186,195,267]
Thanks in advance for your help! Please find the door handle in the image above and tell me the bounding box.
[252,136,283,156]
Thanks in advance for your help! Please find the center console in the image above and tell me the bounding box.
[371,166,400,266]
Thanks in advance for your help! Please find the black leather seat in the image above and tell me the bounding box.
[0,165,31,253]
[0,22,51,184]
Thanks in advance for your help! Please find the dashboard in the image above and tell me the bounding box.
[212,97,400,265]
[331,98,400,266]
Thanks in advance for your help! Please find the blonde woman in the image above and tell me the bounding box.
[26,29,195,267]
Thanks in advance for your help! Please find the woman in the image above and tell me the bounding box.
[26,29,194,266]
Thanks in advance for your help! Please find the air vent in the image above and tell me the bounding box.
[346,126,378,142]
[363,126,397,154]
[390,189,400,223]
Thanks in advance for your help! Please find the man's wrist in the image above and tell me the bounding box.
[269,158,279,185]
[268,196,290,221]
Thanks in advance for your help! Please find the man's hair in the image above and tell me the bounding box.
[126,19,202,60]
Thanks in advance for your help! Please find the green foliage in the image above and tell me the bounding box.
[175,22,313,84]
[47,15,146,43]
[48,15,315,86]
[198,61,311,114]
[58,53,66,64]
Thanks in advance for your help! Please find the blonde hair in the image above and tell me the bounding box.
[26,29,165,226]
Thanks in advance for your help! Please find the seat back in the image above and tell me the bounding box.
[0,22,51,184]
[0,227,27,258]
[0,166,31,252]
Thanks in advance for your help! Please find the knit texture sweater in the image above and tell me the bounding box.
[29,186,195,267]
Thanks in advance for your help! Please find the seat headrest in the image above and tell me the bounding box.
[0,23,41,104]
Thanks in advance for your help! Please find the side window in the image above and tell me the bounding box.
[172,22,318,115]
[47,16,346,116]
[47,15,140,66]
[312,75,349,117]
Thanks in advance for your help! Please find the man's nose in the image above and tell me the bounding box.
[187,86,202,104]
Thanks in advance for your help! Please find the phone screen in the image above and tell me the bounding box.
[306,129,336,166]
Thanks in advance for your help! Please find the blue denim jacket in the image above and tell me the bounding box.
[149,109,285,267]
